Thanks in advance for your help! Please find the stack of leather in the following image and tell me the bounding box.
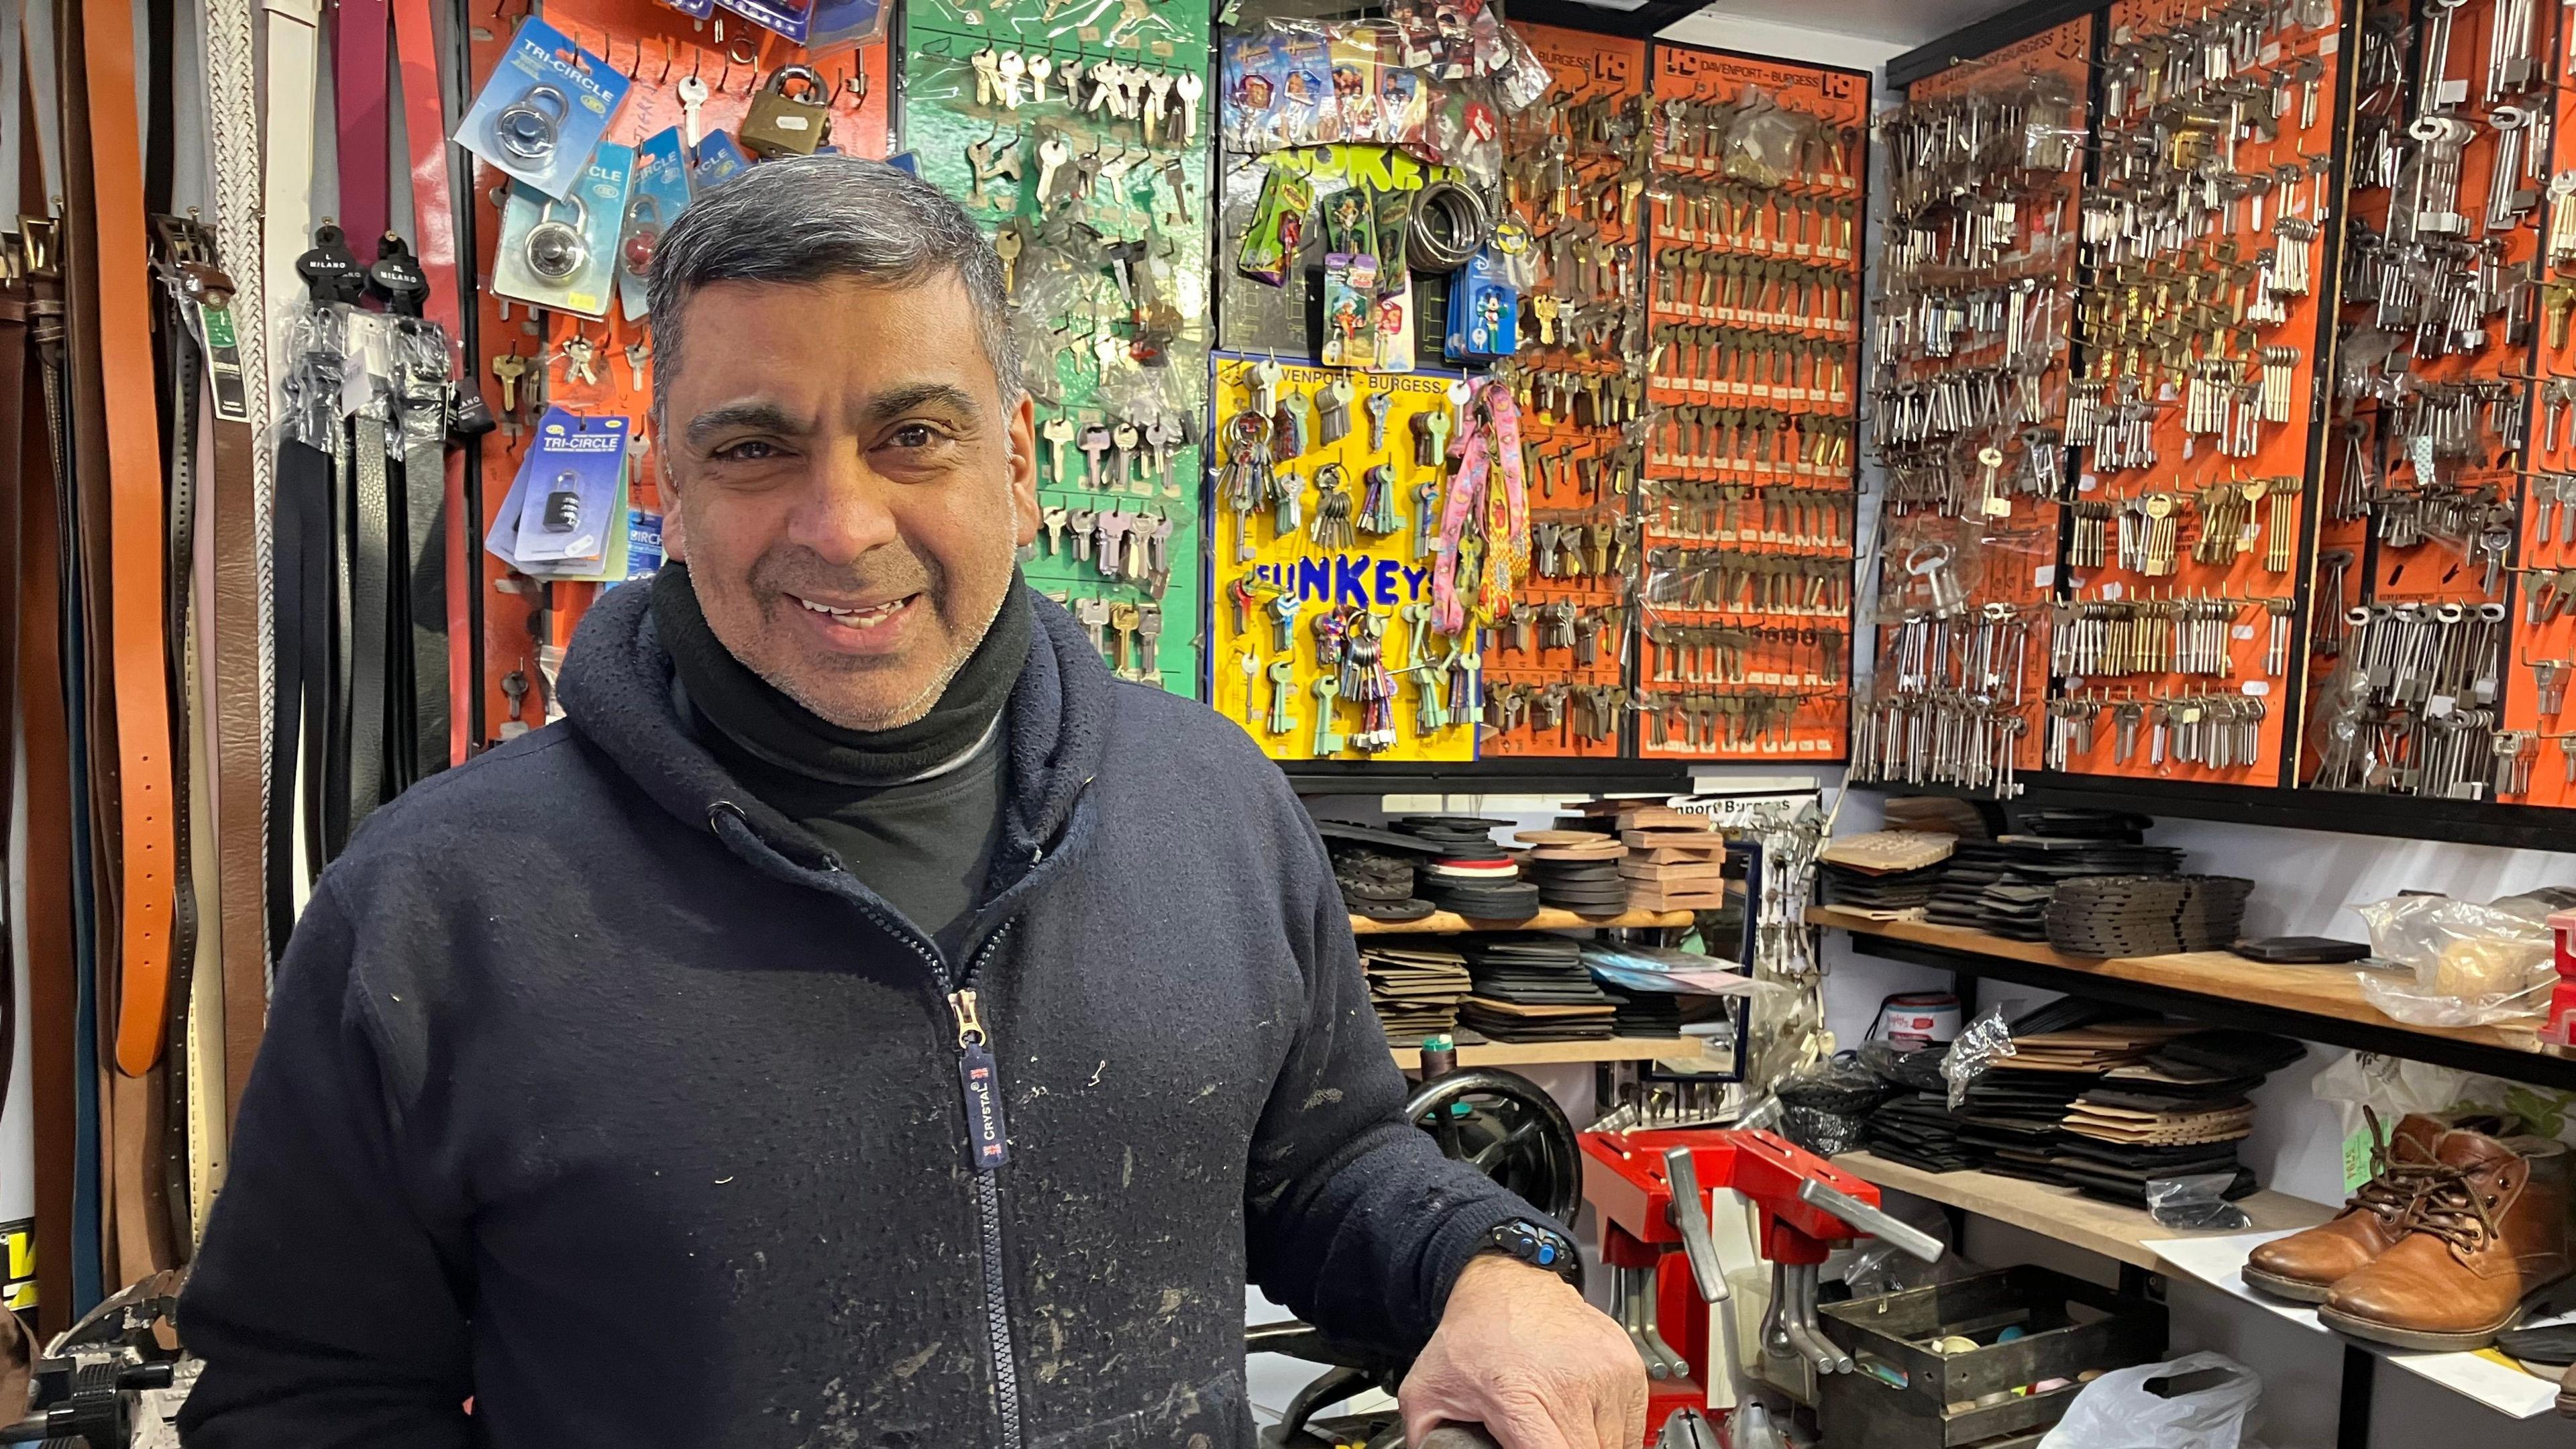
[1331,847,1434,924]
[1391,816,1544,918]
[1616,812,1731,912]
[1859,1043,1974,1171]
[1511,830,1631,915]
[1865,1093,1976,1171]
[2247,1113,2573,1364]
[1458,935,1618,1041]
[1362,946,1473,1048]
[1600,988,1684,1038]
[1820,830,1956,914]
[1926,837,2186,941]
[2043,874,2256,957]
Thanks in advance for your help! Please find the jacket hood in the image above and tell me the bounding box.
[558,578,1112,873]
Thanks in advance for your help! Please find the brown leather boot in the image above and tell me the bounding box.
[2242,1112,2481,1303]
[2320,1130,2573,1351]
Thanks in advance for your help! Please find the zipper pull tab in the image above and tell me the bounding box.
[951,990,1008,1171]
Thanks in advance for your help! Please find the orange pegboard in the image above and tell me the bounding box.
[1633,41,1865,763]
[2054,0,2342,788]
[1854,15,2092,795]
[1486,21,1650,759]
[464,0,888,747]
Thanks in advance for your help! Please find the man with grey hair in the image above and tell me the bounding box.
[176,156,1644,1449]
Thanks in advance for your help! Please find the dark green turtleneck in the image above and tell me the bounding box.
[652,564,1028,957]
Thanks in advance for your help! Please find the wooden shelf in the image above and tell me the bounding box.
[1807,906,2576,1091]
[1387,1036,1703,1069]
[1352,908,1697,936]
[1833,1150,2334,1271]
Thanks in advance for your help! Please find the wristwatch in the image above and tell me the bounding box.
[1479,1218,1584,1292]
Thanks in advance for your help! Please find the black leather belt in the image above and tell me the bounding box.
[150,219,203,1259]
[268,431,332,952]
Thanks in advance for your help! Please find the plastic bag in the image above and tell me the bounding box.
[2311,1053,2576,1192]
[2146,1173,2251,1231]
[2353,893,2555,1026]
[2037,1352,2263,1449]
[1941,1006,2017,1110]
[1775,1053,1886,1157]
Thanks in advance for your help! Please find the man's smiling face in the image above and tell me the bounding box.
[658,272,1039,731]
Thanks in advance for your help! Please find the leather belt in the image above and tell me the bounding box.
[199,0,277,1130]
[268,434,331,955]
[150,223,205,1257]
[19,221,80,1333]
[391,0,470,769]
[395,332,449,786]
[0,239,23,1180]
[76,0,180,1079]
[344,390,392,839]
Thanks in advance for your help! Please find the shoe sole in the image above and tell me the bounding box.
[2239,1266,2333,1303]
[2316,1303,2512,1352]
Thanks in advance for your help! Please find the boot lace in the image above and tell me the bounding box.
[2346,1108,2437,1226]
[2408,1161,2508,1255]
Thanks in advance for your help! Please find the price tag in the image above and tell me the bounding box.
[2232,624,2257,639]
[2034,564,2057,587]
[2428,694,2456,718]
[2079,475,2099,492]
[2320,32,2339,53]
[2100,581,2124,600]
[2242,680,2271,696]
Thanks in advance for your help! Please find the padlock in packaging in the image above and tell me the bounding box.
[740,66,832,158]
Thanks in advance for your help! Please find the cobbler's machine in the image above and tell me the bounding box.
[1582,1128,1946,1447]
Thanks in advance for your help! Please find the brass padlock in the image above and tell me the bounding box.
[739,66,832,158]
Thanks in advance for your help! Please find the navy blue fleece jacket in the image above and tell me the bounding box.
[174,581,1540,1448]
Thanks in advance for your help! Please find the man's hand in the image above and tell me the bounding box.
[1398,1255,1648,1449]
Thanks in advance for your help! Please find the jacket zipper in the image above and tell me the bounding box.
[947,923,1024,1449]
[721,806,1057,1448]
[831,883,1025,1449]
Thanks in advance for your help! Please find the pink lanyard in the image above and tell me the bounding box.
[1430,380,1529,634]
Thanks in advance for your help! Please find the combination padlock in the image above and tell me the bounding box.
[739,66,832,158]
[619,194,664,278]
[524,195,590,283]
[493,85,568,164]
[543,472,582,533]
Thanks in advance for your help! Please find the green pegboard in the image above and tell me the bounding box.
[907,0,1207,64]
[902,19,1213,698]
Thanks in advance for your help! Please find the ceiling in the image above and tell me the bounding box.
[1671,0,2032,48]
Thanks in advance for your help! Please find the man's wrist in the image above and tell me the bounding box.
[1470,1218,1585,1293]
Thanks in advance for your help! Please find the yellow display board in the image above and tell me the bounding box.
[1208,357,1478,762]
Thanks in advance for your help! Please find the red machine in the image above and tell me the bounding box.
[2546,912,2576,1056]
[1581,1128,1946,1447]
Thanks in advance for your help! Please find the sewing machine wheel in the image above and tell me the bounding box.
[1401,1067,1582,1224]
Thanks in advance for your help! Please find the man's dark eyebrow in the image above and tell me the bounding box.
[859,382,984,427]
[684,400,811,451]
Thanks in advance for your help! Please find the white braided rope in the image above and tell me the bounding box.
[198,0,273,963]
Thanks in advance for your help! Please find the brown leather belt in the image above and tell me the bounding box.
[17,220,80,1336]
[0,229,23,1175]
[76,0,181,1079]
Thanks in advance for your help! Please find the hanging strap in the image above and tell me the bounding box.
[390,0,468,770]
[260,0,320,445]
[332,0,391,262]
[77,0,180,1079]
